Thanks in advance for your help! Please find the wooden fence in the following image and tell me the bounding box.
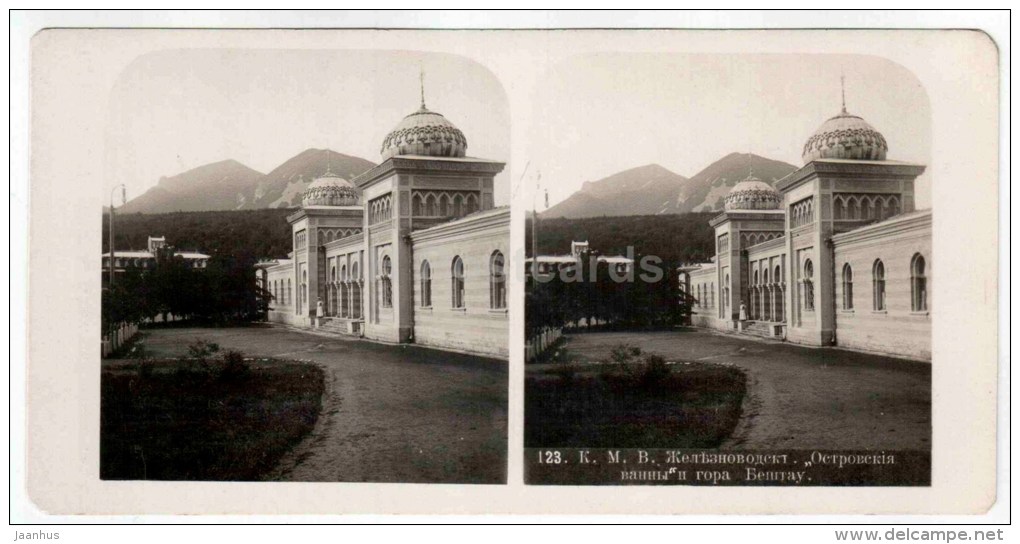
[101,323,139,358]
[526,327,563,362]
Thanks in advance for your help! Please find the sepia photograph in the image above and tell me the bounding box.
[525,53,933,485]
[98,49,510,483]
[16,14,1003,522]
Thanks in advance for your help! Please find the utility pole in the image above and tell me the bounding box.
[108,184,126,286]
[531,171,542,272]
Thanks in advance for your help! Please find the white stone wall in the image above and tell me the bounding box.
[832,212,932,361]
[265,264,294,315]
[410,209,509,359]
[688,264,718,324]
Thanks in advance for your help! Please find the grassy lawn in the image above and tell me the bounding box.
[101,356,324,481]
[525,352,746,449]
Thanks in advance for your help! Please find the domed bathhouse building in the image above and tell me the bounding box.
[256,94,509,359]
[681,101,932,361]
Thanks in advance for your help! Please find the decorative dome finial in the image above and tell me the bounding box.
[420,65,426,110]
[801,77,889,163]
[724,173,782,211]
[379,72,468,159]
[302,169,359,207]
[840,73,847,114]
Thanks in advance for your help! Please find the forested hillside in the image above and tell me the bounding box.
[528,213,717,265]
[102,209,296,259]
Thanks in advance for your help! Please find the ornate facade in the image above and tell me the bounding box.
[682,104,931,361]
[256,93,509,359]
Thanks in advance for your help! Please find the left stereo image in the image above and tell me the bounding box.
[99,48,510,484]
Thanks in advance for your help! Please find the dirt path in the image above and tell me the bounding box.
[557,329,931,451]
[141,326,507,483]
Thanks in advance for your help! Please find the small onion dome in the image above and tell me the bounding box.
[802,110,888,163]
[724,174,782,211]
[302,173,359,207]
[380,105,468,160]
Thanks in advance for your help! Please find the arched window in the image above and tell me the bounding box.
[301,270,308,306]
[911,254,927,312]
[803,259,814,311]
[351,262,359,281]
[420,260,432,308]
[490,251,506,309]
[842,263,854,310]
[753,270,759,286]
[380,255,392,308]
[425,194,438,216]
[723,274,730,309]
[453,194,464,217]
[774,265,782,284]
[873,259,886,311]
[451,256,465,308]
[440,194,450,216]
[287,279,292,305]
[413,193,424,216]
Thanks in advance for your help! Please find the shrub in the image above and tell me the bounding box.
[187,339,220,360]
[172,359,215,383]
[218,350,251,382]
[639,354,671,390]
[609,343,641,365]
[125,340,149,360]
[138,359,155,380]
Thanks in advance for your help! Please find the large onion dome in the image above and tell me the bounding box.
[802,108,888,163]
[302,171,359,207]
[724,174,782,211]
[380,104,468,160]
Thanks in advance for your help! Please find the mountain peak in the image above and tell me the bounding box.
[543,163,688,219]
[119,150,376,214]
[542,153,797,219]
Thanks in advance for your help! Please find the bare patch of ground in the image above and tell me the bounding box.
[557,329,931,451]
[525,359,746,448]
[139,325,507,483]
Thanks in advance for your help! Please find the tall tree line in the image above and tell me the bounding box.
[101,247,271,334]
[102,208,296,260]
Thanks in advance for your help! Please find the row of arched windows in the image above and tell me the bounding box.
[841,253,927,313]
[270,278,293,306]
[833,194,902,222]
[418,251,506,310]
[411,191,481,219]
[694,282,716,309]
[324,260,363,319]
[752,265,783,286]
[790,197,815,228]
[368,194,393,224]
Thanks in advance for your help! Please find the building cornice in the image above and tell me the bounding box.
[830,209,932,246]
[746,235,787,253]
[776,159,927,193]
[287,206,364,223]
[323,232,365,251]
[410,207,509,245]
[353,155,506,190]
[709,209,785,228]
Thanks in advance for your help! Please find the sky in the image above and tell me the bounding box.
[527,53,932,209]
[104,49,511,205]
